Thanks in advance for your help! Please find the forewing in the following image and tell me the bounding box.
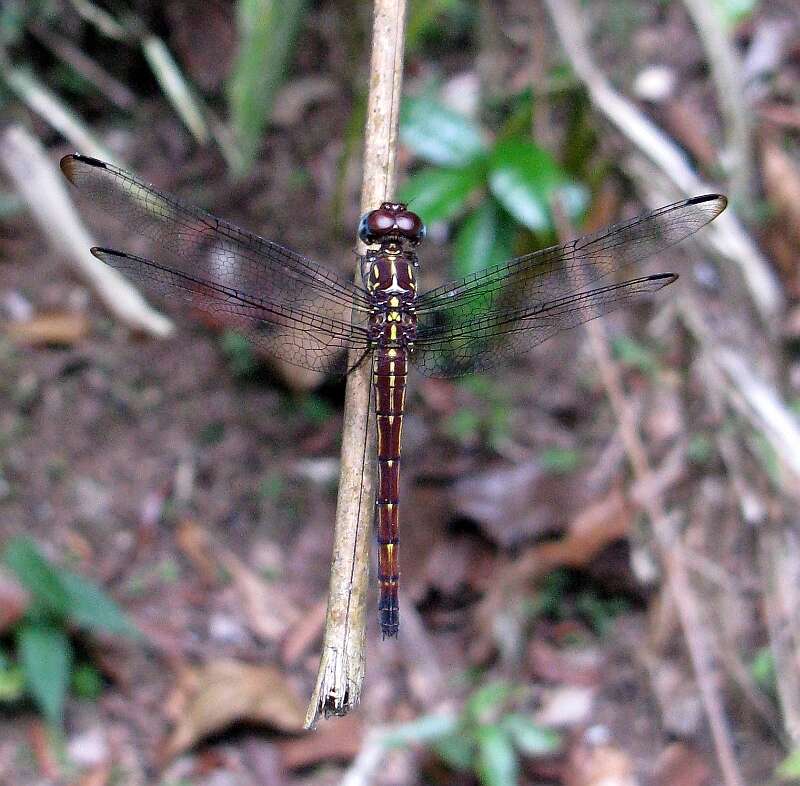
[412,194,725,377]
[61,154,372,372]
[92,248,371,374]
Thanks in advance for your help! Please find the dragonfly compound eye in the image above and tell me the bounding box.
[395,211,425,243]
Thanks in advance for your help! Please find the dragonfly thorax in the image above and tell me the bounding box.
[363,251,418,299]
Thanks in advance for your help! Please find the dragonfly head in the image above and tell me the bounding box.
[358,203,426,246]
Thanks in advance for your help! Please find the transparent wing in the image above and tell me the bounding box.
[412,273,676,377]
[412,194,726,377]
[61,154,371,372]
[92,247,371,373]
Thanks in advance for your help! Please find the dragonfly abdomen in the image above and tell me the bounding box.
[373,347,407,638]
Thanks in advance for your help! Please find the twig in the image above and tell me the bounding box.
[28,23,136,110]
[551,198,745,786]
[0,125,172,338]
[304,0,407,727]
[0,66,116,163]
[541,0,782,326]
[682,0,754,207]
[759,526,800,746]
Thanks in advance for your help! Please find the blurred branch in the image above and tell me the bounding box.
[140,35,210,145]
[0,125,173,338]
[67,0,127,41]
[0,65,116,163]
[305,0,408,727]
[628,163,800,494]
[551,198,746,786]
[760,526,800,747]
[66,0,230,159]
[542,0,783,327]
[682,0,754,208]
[29,24,136,111]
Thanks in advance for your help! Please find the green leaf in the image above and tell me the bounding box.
[400,97,486,167]
[777,748,800,780]
[488,139,587,232]
[475,724,519,786]
[0,661,25,702]
[397,162,484,223]
[611,336,659,375]
[4,537,70,619]
[406,0,471,52]
[59,570,139,637]
[500,714,561,756]
[466,680,513,724]
[453,199,513,278]
[711,0,758,28]
[227,0,308,176]
[434,731,476,771]
[444,409,481,445]
[383,712,459,748]
[71,664,104,700]
[17,623,72,726]
[220,330,258,378]
[539,447,581,474]
[750,646,776,693]
[3,536,138,637]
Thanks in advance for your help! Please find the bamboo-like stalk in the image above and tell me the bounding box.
[305,0,407,727]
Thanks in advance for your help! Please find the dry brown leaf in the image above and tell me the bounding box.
[175,518,219,585]
[5,313,89,346]
[72,762,112,786]
[474,489,631,653]
[762,137,800,241]
[280,598,327,665]
[0,567,29,632]
[762,136,800,293]
[29,720,59,779]
[565,743,638,786]
[219,549,301,641]
[277,713,363,769]
[654,743,711,786]
[450,461,585,547]
[161,659,305,761]
[528,640,603,687]
[532,487,631,569]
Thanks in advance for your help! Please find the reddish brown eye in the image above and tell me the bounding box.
[396,211,425,241]
[395,213,415,232]
[368,209,395,234]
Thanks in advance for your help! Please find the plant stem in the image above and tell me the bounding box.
[305,0,407,727]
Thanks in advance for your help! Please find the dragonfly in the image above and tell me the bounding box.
[61,153,727,637]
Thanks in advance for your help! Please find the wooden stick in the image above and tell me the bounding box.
[305,0,407,727]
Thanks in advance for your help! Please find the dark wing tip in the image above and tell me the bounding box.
[687,193,728,215]
[60,153,108,184]
[649,272,679,288]
[90,246,121,260]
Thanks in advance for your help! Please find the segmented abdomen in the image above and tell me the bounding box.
[373,346,407,638]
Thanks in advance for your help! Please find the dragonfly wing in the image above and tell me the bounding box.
[61,155,372,368]
[93,247,371,373]
[412,273,677,377]
[411,194,725,377]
